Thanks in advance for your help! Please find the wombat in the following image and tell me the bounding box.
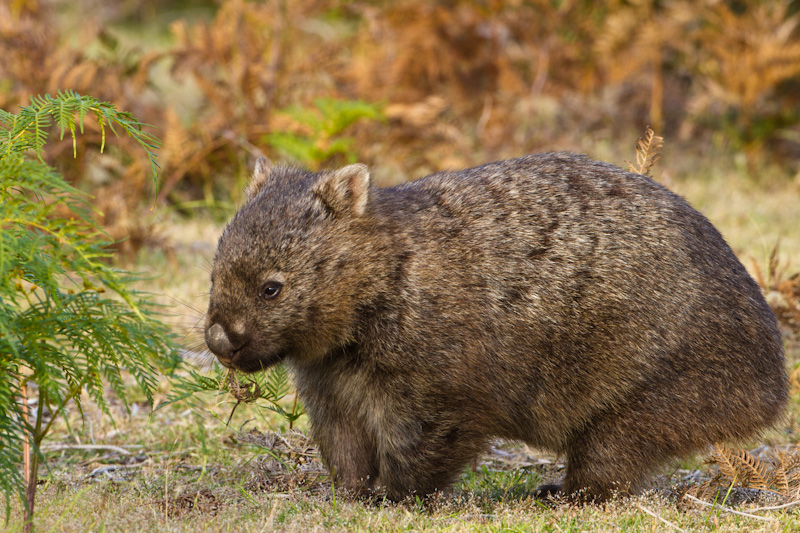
[204,152,787,502]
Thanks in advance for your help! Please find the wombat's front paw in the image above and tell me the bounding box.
[534,483,563,500]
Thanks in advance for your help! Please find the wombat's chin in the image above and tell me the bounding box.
[229,349,288,374]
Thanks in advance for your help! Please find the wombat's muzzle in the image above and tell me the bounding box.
[205,323,237,365]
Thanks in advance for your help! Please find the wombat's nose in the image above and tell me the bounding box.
[206,323,237,359]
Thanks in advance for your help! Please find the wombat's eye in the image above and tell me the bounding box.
[260,281,283,301]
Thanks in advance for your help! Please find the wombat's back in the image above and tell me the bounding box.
[370,152,785,461]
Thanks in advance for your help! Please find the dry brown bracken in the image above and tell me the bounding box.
[204,153,787,502]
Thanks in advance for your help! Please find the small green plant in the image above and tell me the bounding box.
[0,91,180,531]
[161,363,304,429]
[458,465,543,512]
[266,98,384,169]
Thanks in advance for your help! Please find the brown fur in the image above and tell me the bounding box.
[204,153,788,502]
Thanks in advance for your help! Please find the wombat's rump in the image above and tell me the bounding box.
[205,153,787,501]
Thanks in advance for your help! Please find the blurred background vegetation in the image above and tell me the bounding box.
[2,0,799,250]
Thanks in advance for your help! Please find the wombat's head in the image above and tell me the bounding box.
[204,157,373,373]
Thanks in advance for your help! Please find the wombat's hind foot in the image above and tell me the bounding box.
[534,482,620,505]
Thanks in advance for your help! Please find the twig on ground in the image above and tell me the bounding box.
[683,493,779,522]
[746,499,800,512]
[43,444,133,455]
[86,464,146,478]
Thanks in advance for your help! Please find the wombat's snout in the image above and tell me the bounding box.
[205,323,242,365]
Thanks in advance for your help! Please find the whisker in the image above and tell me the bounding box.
[181,348,217,370]
[164,294,207,316]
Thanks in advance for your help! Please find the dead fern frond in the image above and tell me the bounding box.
[694,2,800,110]
[226,370,262,404]
[712,443,772,491]
[160,109,194,173]
[707,444,800,499]
[625,126,663,176]
[711,443,740,484]
[776,451,800,497]
[752,243,800,333]
[772,453,791,496]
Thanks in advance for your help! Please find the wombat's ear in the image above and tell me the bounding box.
[313,163,371,217]
[244,157,274,200]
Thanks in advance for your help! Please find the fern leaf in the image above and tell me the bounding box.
[156,368,227,410]
[9,110,35,153]
[32,110,50,160]
[75,94,90,135]
[0,95,179,513]
[53,94,77,141]
[263,364,290,402]
[0,109,15,127]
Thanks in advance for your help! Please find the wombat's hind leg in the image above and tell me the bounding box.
[560,409,670,503]
[561,428,657,503]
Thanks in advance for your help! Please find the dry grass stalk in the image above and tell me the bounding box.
[635,503,686,532]
[683,493,780,522]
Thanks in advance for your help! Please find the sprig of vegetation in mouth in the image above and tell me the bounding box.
[159,363,304,429]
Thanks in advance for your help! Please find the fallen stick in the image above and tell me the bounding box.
[42,444,132,455]
[683,493,779,522]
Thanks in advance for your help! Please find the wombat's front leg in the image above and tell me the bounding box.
[315,419,379,496]
[373,423,489,500]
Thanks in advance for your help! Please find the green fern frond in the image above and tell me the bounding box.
[0,91,162,188]
[0,93,180,520]
[268,98,384,169]
[263,363,291,401]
